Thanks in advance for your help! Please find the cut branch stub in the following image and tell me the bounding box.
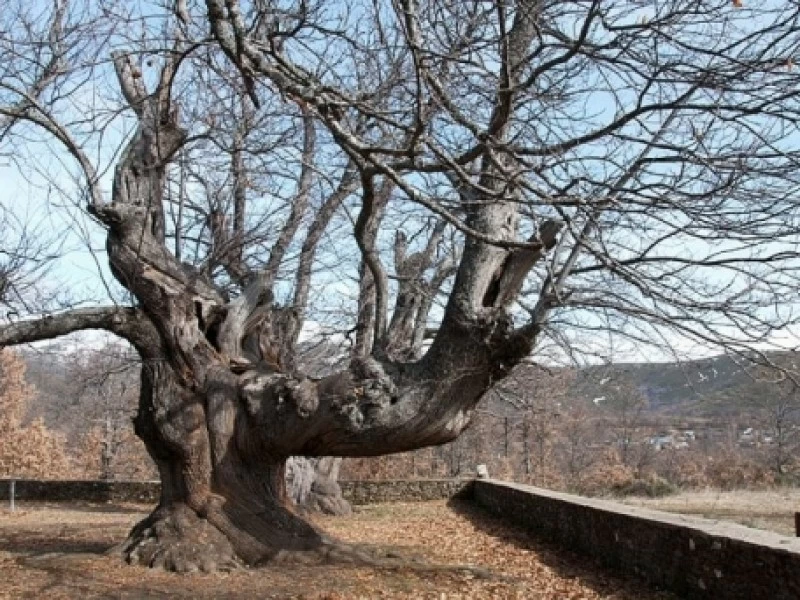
[492,219,563,309]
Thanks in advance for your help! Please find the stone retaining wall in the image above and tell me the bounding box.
[340,479,470,504]
[0,478,468,506]
[472,479,800,600]
[0,479,160,504]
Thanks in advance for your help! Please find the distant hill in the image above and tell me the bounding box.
[577,356,749,413]
[494,351,799,423]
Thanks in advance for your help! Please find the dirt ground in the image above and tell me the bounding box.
[0,499,676,599]
[620,488,800,537]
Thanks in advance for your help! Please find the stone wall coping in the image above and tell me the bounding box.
[0,478,467,487]
[340,478,470,482]
[479,478,800,554]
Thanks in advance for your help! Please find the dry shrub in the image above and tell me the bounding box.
[514,458,565,489]
[705,449,775,490]
[0,350,74,478]
[342,447,463,480]
[489,455,516,481]
[571,449,676,497]
[654,449,710,488]
[571,449,635,495]
[343,452,421,480]
[612,473,676,497]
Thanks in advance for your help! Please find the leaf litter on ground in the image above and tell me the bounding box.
[0,500,677,599]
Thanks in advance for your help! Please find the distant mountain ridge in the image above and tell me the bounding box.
[501,351,799,421]
[586,352,798,417]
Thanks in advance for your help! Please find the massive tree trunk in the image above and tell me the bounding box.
[117,342,501,572]
[121,360,358,571]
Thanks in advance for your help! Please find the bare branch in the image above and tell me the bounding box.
[0,306,153,349]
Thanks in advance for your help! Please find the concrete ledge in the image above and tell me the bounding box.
[472,479,800,600]
[0,478,468,506]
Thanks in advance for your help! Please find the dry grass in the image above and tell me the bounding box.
[620,488,800,536]
[0,500,676,599]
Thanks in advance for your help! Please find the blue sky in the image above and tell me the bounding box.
[2,0,800,365]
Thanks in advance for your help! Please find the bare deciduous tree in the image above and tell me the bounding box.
[725,359,800,476]
[63,344,156,480]
[1,0,799,572]
[599,373,653,475]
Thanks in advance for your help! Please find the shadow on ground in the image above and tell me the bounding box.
[0,533,113,555]
[446,495,678,599]
[1,501,149,515]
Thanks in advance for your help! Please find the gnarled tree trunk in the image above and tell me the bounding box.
[120,361,338,571]
[101,6,550,568]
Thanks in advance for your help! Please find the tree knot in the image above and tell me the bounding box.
[239,372,319,420]
[342,357,399,424]
[287,378,319,418]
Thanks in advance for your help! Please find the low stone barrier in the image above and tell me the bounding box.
[472,479,800,600]
[8,476,798,598]
[0,478,468,506]
[340,478,470,504]
[0,479,159,504]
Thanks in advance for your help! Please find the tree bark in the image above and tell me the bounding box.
[287,457,351,516]
[120,361,341,571]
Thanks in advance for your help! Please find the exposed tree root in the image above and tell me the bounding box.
[116,505,241,573]
[116,502,504,581]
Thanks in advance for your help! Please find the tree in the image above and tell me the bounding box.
[488,365,575,486]
[66,344,157,481]
[598,374,651,472]
[0,205,62,313]
[0,1,70,314]
[724,359,800,477]
[761,383,800,477]
[555,398,600,492]
[2,0,800,572]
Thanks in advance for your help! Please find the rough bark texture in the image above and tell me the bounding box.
[287,457,351,516]
[122,360,336,570]
[97,20,543,569]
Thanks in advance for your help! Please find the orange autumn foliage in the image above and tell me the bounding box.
[0,349,73,478]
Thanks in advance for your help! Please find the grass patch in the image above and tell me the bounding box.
[620,488,800,536]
